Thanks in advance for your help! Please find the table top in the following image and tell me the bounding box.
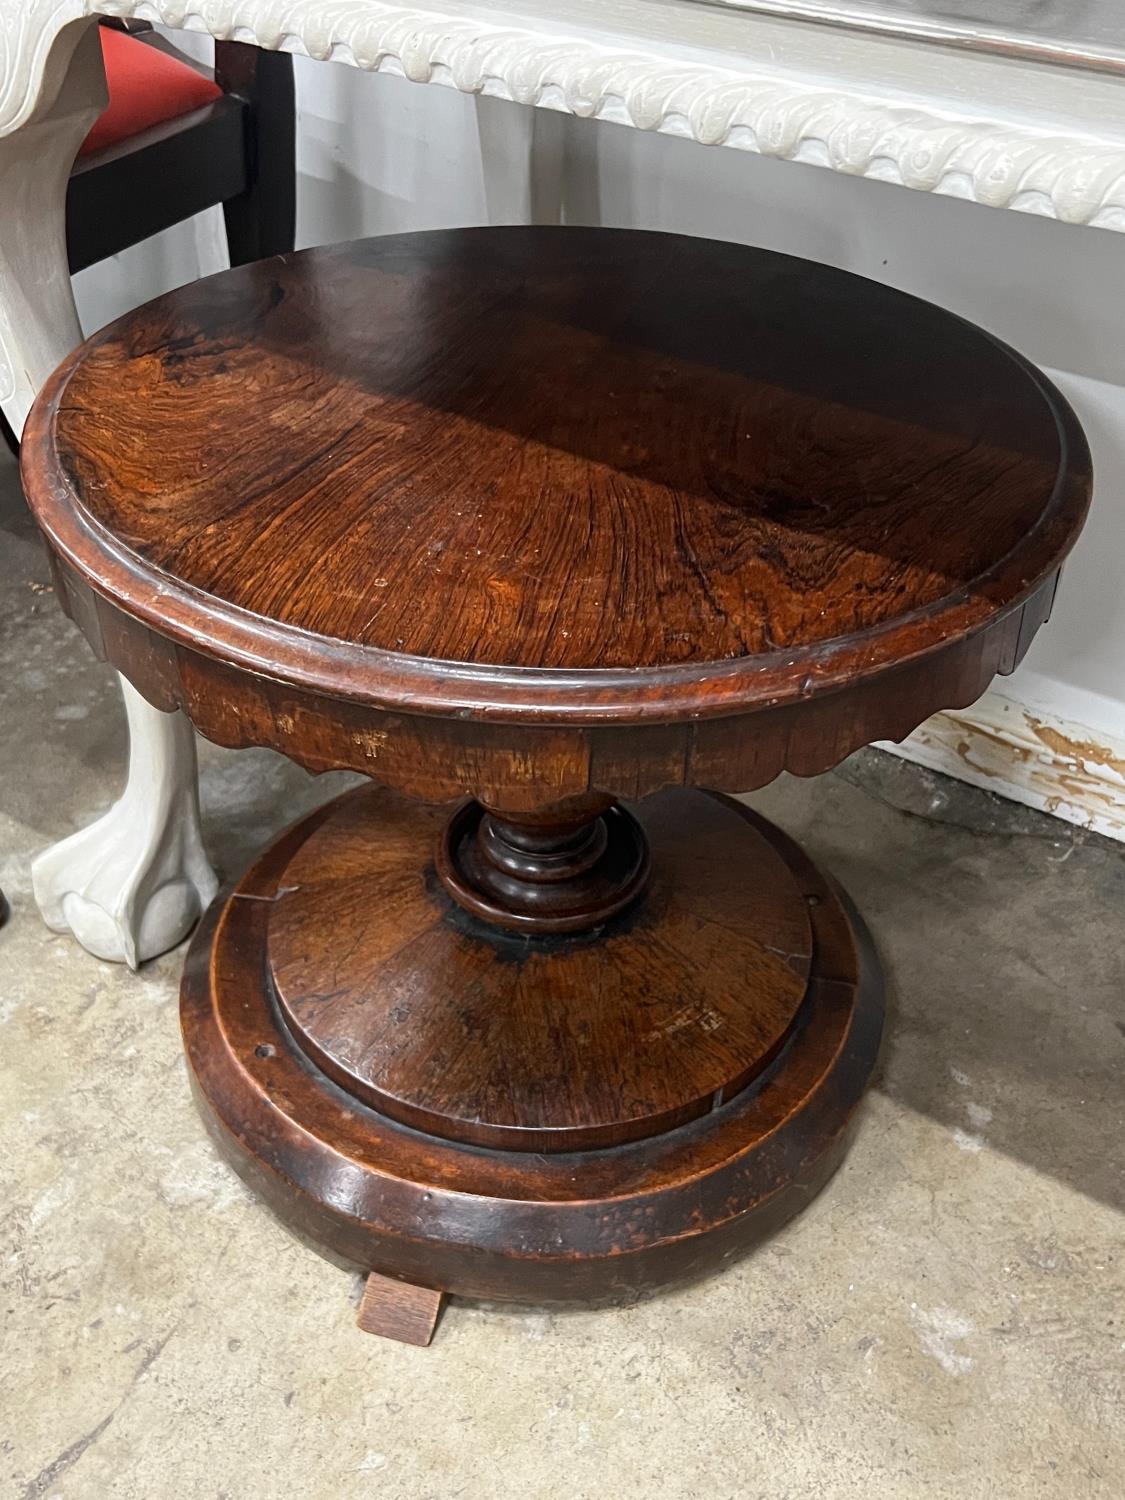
[26,227,1089,725]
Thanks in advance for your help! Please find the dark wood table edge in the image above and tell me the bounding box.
[21,273,1092,728]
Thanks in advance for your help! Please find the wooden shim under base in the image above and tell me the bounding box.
[357,1270,446,1346]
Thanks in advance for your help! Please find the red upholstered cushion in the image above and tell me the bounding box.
[80,28,223,157]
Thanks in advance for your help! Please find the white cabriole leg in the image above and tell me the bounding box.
[33,681,219,968]
[1,20,217,966]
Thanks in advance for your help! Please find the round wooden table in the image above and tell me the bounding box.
[24,228,1091,1344]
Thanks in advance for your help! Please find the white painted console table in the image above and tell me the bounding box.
[4,0,1124,965]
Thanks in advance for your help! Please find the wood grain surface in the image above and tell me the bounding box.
[355,1271,445,1346]
[23,226,1092,1321]
[268,788,813,1152]
[24,228,1091,731]
[434,796,653,935]
[183,785,883,1304]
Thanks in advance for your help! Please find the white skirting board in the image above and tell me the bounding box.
[880,690,1125,843]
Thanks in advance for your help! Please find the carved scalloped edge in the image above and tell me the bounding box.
[5,0,1125,227]
[68,570,1038,807]
[158,670,999,797]
[108,647,1011,805]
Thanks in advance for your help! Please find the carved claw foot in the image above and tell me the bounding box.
[32,677,217,968]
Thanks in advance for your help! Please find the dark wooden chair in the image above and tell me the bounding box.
[68,21,295,273]
[2,21,294,452]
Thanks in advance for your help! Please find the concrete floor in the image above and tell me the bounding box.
[1,442,1123,1500]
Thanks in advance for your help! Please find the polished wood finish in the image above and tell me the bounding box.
[32,230,1086,676]
[22,227,1093,1336]
[183,785,882,1303]
[24,230,1089,812]
[434,796,652,934]
[356,1271,445,1346]
[268,789,813,1153]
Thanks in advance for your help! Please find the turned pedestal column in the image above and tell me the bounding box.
[22,227,1092,1343]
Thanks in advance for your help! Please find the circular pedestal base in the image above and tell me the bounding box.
[181,786,883,1305]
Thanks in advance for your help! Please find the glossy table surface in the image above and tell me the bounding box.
[26,227,1091,725]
